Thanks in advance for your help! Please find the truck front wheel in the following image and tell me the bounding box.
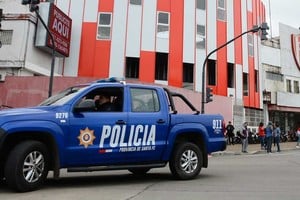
[169,142,202,180]
[4,141,49,192]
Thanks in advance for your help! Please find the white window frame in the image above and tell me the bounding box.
[0,30,13,45]
[248,34,254,57]
[247,0,253,11]
[196,24,206,49]
[294,80,299,93]
[130,0,142,5]
[196,0,206,10]
[217,0,226,21]
[157,12,170,39]
[97,12,112,40]
[286,79,292,93]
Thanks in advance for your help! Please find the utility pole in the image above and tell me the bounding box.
[22,0,56,97]
[0,8,3,48]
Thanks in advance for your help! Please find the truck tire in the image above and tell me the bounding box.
[4,141,49,192]
[128,168,150,176]
[169,142,202,180]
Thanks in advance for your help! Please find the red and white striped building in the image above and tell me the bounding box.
[56,0,266,106]
[0,0,268,128]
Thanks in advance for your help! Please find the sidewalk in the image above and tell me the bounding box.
[212,141,300,156]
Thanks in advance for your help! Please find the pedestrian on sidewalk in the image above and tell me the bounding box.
[241,122,249,153]
[296,126,300,148]
[258,122,266,150]
[273,122,281,152]
[265,121,273,153]
[226,121,235,145]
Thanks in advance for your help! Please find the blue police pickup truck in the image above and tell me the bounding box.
[0,78,226,192]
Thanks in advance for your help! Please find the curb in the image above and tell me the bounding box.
[211,148,298,157]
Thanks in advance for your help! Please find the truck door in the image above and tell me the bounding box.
[123,87,169,162]
[66,86,128,166]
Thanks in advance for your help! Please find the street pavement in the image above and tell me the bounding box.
[212,141,300,156]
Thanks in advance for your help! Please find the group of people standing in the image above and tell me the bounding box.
[225,120,300,153]
[257,121,281,153]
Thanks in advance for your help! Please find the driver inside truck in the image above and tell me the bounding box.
[95,94,116,111]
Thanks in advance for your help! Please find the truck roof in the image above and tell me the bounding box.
[89,77,163,90]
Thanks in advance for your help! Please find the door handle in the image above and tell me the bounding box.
[116,120,126,125]
[156,119,165,124]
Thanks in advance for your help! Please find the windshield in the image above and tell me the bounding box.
[39,85,89,106]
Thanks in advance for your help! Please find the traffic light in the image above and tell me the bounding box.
[31,0,40,4]
[21,0,31,4]
[21,0,40,5]
[21,0,40,12]
[206,87,213,103]
[260,22,269,40]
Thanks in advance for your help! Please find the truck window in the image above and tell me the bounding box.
[130,88,160,112]
[76,87,124,112]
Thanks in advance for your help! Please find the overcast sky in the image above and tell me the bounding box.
[262,0,300,37]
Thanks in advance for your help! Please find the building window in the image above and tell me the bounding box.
[183,63,194,83]
[255,70,259,92]
[130,0,141,5]
[266,72,283,81]
[155,53,168,81]
[247,0,253,11]
[294,80,299,93]
[130,88,160,112]
[0,30,13,45]
[97,13,112,40]
[286,79,292,92]
[196,24,206,49]
[248,34,254,57]
[207,59,216,86]
[227,63,234,88]
[197,0,206,10]
[157,12,169,38]
[125,57,140,79]
[217,0,226,21]
[243,73,249,96]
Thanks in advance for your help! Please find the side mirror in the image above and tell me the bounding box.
[73,99,95,112]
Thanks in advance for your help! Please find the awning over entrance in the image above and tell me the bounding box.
[268,105,300,113]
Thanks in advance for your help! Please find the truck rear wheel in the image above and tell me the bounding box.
[169,142,202,180]
[4,141,49,192]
